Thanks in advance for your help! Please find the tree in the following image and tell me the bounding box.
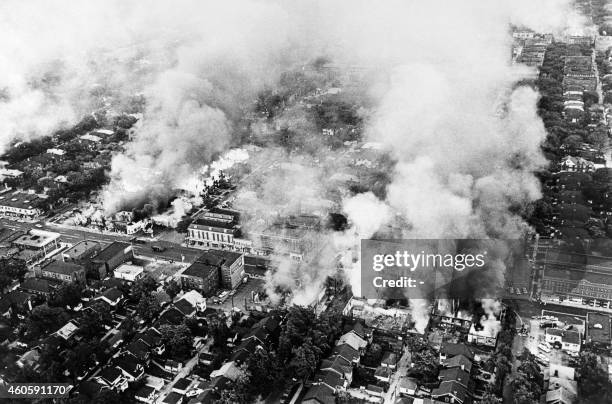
[410,346,439,383]
[164,279,181,299]
[136,294,162,321]
[79,302,112,339]
[159,324,194,360]
[24,305,70,341]
[48,282,82,308]
[0,258,27,291]
[288,340,320,381]
[132,275,157,300]
[577,352,612,403]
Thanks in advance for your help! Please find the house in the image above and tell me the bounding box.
[546,387,577,404]
[337,330,368,351]
[0,290,33,318]
[331,343,360,364]
[199,352,216,366]
[95,287,124,307]
[374,366,392,383]
[431,381,469,404]
[243,326,269,345]
[55,320,79,340]
[174,298,196,317]
[164,359,183,373]
[95,366,129,391]
[173,377,193,395]
[321,356,353,382]
[163,391,184,404]
[135,385,157,404]
[125,340,151,364]
[39,261,86,284]
[365,384,384,398]
[441,354,473,373]
[210,361,244,381]
[138,329,165,355]
[115,355,144,381]
[439,342,474,361]
[314,369,347,391]
[302,383,335,404]
[381,351,398,369]
[399,377,418,396]
[179,290,207,313]
[438,368,470,389]
[545,328,581,353]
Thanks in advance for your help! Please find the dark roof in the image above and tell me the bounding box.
[587,313,611,344]
[321,356,351,376]
[441,354,473,373]
[234,338,260,355]
[100,366,122,382]
[42,261,84,275]
[547,328,581,344]
[173,377,192,390]
[439,368,470,387]
[96,287,123,302]
[191,218,236,230]
[126,340,149,359]
[93,242,131,262]
[78,381,106,398]
[209,376,231,391]
[0,291,32,313]
[331,343,360,362]
[182,260,218,279]
[206,249,243,265]
[432,381,468,403]
[163,392,183,404]
[115,356,141,375]
[352,322,366,338]
[139,329,162,347]
[366,384,384,393]
[244,327,268,343]
[174,298,195,316]
[254,316,279,333]
[136,385,156,398]
[441,343,474,360]
[315,369,344,389]
[155,307,185,327]
[20,277,52,293]
[302,384,335,404]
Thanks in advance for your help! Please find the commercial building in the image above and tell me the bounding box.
[178,256,220,296]
[545,328,581,353]
[114,264,144,282]
[562,55,598,92]
[0,191,42,219]
[539,250,612,308]
[187,210,239,250]
[208,250,244,289]
[12,229,61,263]
[62,240,101,264]
[39,261,86,284]
[90,242,133,280]
[467,323,499,347]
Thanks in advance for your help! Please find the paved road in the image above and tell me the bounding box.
[0,217,203,263]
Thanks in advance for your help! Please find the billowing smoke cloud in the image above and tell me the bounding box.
[3,1,585,322]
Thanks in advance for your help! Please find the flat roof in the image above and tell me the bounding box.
[63,240,100,257]
[43,261,84,275]
[13,230,60,248]
[93,242,131,263]
[0,192,40,210]
[114,264,143,275]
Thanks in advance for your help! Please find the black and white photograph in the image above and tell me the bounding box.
[0,1,611,403]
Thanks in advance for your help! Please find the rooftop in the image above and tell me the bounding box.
[546,328,581,345]
[93,242,132,263]
[42,261,84,276]
[63,240,100,258]
[114,263,143,276]
[13,230,59,248]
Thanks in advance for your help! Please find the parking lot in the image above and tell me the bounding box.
[205,277,266,312]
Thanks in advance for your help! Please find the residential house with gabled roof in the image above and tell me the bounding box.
[95,287,124,307]
[331,343,360,364]
[302,383,335,404]
[135,385,157,404]
[440,342,474,361]
[439,368,471,389]
[174,298,196,317]
[336,330,368,351]
[115,355,144,382]
[321,355,353,383]
[381,351,398,369]
[124,340,150,365]
[313,369,347,392]
[431,380,470,404]
[441,353,473,373]
[95,366,128,391]
[138,328,165,355]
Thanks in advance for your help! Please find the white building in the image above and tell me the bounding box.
[0,192,42,219]
[46,148,66,156]
[114,264,144,282]
[545,328,581,353]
